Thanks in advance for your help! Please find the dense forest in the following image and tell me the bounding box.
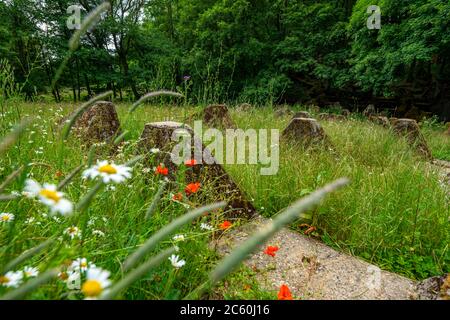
[0,0,449,120]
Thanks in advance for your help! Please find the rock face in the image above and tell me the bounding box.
[318,113,346,121]
[72,101,121,147]
[293,111,312,119]
[214,216,417,300]
[282,118,332,148]
[369,115,390,128]
[137,121,256,218]
[363,104,376,117]
[203,104,236,128]
[392,119,433,159]
[416,274,450,300]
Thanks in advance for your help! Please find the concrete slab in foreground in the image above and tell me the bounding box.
[214,216,419,300]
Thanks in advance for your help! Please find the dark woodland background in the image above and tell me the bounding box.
[0,0,449,120]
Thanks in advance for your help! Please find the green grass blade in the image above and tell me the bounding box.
[0,166,24,194]
[145,182,167,220]
[114,131,129,145]
[68,2,111,51]
[1,238,55,274]
[129,91,184,113]
[57,165,83,191]
[100,247,176,300]
[123,202,226,271]
[75,181,104,212]
[210,178,350,285]
[0,269,59,300]
[0,118,33,156]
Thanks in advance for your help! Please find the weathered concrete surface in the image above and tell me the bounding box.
[137,121,256,218]
[214,216,418,300]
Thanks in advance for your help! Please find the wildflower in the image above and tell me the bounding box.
[70,258,92,272]
[81,267,111,299]
[81,268,111,299]
[150,148,160,154]
[92,230,105,237]
[172,193,183,201]
[169,255,186,269]
[184,159,197,167]
[83,160,132,184]
[183,75,191,81]
[23,266,39,278]
[200,223,213,231]
[264,246,279,257]
[0,271,23,288]
[0,213,14,223]
[219,221,232,230]
[185,182,201,196]
[64,226,81,239]
[277,284,293,300]
[155,164,169,176]
[25,217,35,224]
[24,179,73,216]
[172,234,185,242]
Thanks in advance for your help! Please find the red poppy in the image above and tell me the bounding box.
[264,245,279,257]
[172,193,183,201]
[184,159,198,167]
[185,182,201,195]
[277,284,293,300]
[155,165,168,176]
[219,220,232,230]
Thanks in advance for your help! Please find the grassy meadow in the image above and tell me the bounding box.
[0,100,449,300]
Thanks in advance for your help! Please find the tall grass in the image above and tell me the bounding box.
[225,107,449,279]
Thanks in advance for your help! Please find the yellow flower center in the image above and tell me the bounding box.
[1,215,10,221]
[39,189,61,202]
[82,280,103,297]
[68,227,77,234]
[98,164,117,175]
[81,261,87,268]
[0,276,9,284]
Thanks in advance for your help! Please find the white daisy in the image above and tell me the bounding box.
[0,271,23,288]
[64,226,81,239]
[83,160,132,184]
[81,267,111,299]
[24,179,73,216]
[92,230,105,237]
[168,255,186,269]
[172,234,185,242]
[69,258,93,273]
[23,266,39,278]
[200,223,213,231]
[0,213,14,223]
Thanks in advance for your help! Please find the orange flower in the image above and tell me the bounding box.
[277,284,293,300]
[155,165,168,176]
[264,245,279,257]
[219,220,232,230]
[184,159,198,167]
[172,193,183,201]
[185,182,201,196]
